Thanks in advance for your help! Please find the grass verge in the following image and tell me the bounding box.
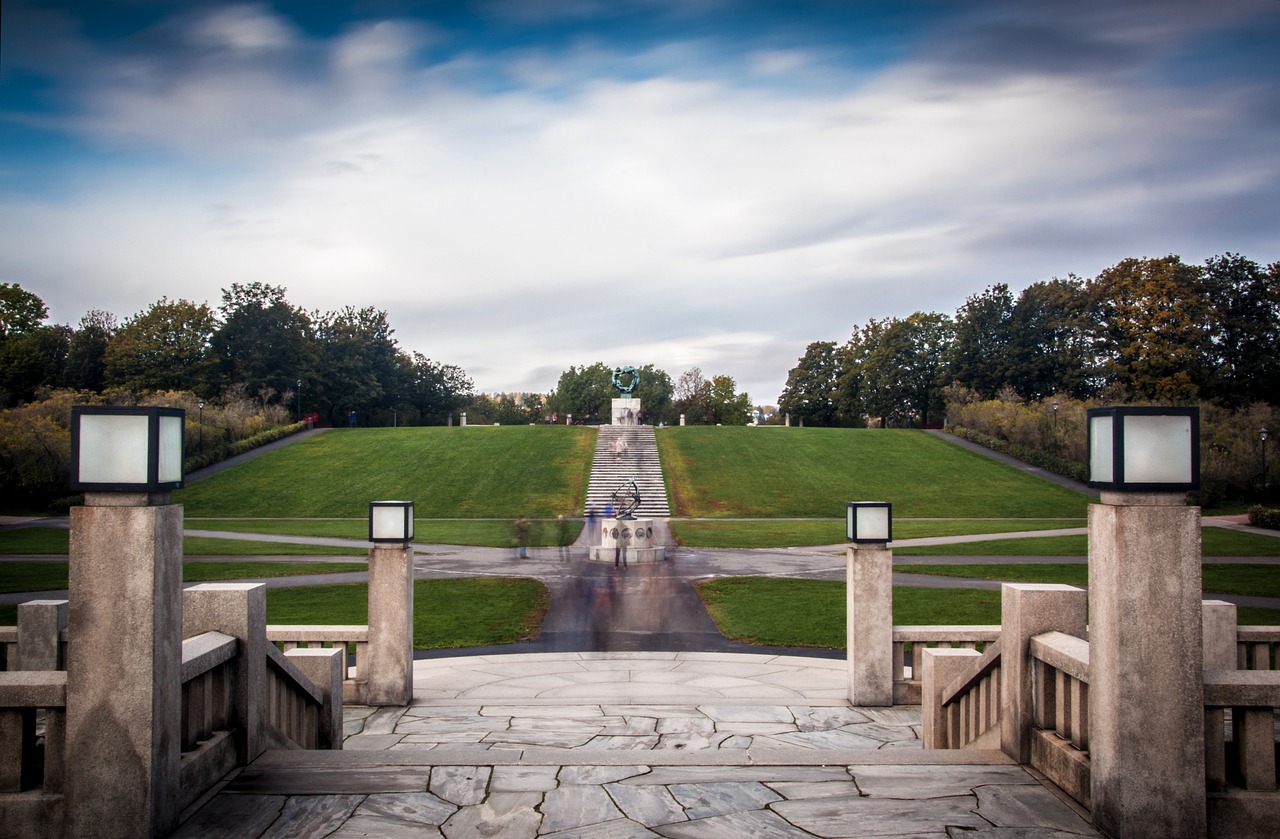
[897,563,1280,598]
[175,426,596,518]
[186,518,583,547]
[658,427,1090,518]
[694,577,1280,649]
[670,518,1086,548]
[894,528,1280,557]
[0,560,368,595]
[264,578,549,649]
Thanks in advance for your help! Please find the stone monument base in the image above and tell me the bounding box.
[589,517,666,563]
[612,398,641,425]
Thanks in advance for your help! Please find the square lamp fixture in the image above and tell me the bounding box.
[847,501,892,544]
[70,406,185,492]
[1087,406,1200,492]
[369,501,415,543]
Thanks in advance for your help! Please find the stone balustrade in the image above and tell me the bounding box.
[891,625,1000,704]
[1237,626,1280,670]
[266,624,369,704]
[1028,629,1091,808]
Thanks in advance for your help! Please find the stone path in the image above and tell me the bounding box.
[176,653,1103,838]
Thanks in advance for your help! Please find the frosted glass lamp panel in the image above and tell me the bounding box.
[78,414,149,485]
[1089,414,1114,484]
[857,505,891,541]
[158,414,184,484]
[1123,414,1193,485]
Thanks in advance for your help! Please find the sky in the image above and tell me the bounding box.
[1,0,1278,404]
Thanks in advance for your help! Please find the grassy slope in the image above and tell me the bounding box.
[174,426,596,518]
[658,427,1090,518]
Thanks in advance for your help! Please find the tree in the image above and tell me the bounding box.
[707,374,753,425]
[674,367,712,424]
[1006,277,1094,400]
[1086,256,1210,401]
[64,309,117,392]
[0,283,48,337]
[834,318,890,424]
[950,284,1015,398]
[632,364,675,424]
[549,363,613,422]
[211,283,317,407]
[312,306,401,425]
[1201,254,1280,407]
[104,298,219,394]
[405,353,474,425]
[0,284,70,406]
[778,341,842,426]
[859,312,954,426]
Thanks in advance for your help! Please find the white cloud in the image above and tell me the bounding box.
[2,1,1277,403]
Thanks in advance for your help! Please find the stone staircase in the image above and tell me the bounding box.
[585,425,671,518]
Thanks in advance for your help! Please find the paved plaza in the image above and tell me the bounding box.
[176,653,1103,838]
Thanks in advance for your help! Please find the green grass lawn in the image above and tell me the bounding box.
[894,527,1280,557]
[694,577,1280,649]
[186,518,583,547]
[174,426,596,518]
[0,560,369,595]
[657,427,1090,518]
[264,578,548,649]
[0,527,366,557]
[897,562,1280,598]
[669,518,1086,548]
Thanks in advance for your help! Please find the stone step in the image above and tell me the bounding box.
[585,425,671,517]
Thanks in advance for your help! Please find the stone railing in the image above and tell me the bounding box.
[1236,626,1280,671]
[1028,630,1091,809]
[265,625,369,705]
[933,638,1003,750]
[891,625,1000,704]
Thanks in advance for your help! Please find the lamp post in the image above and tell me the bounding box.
[365,501,415,705]
[297,379,302,424]
[1085,406,1205,838]
[198,399,205,453]
[1262,427,1270,501]
[65,405,186,837]
[845,501,893,706]
[1052,399,1060,428]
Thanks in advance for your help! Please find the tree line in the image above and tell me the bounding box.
[0,282,474,426]
[778,253,1280,427]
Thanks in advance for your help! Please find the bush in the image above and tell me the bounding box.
[946,389,1276,505]
[0,388,297,512]
[1249,506,1280,530]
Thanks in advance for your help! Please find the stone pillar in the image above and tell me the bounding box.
[679,414,685,426]
[17,599,67,671]
[64,494,182,839]
[363,544,414,705]
[283,648,345,749]
[921,646,982,748]
[460,412,467,426]
[999,583,1087,763]
[847,543,893,706]
[1202,599,1237,792]
[1088,492,1205,839]
[182,583,268,763]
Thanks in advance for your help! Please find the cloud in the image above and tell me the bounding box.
[1,0,1278,403]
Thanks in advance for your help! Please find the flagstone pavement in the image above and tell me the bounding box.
[175,652,1102,838]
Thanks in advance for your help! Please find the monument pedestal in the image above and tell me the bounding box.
[589,518,666,563]
[612,398,641,425]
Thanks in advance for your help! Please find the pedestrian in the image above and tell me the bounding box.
[557,514,571,561]
[586,506,597,546]
[514,515,530,559]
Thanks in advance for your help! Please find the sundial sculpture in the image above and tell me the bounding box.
[611,477,642,520]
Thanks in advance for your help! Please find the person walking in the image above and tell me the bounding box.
[514,515,530,559]
[557,514,571,561]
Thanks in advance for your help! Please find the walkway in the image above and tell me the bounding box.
[175,651,1102,838]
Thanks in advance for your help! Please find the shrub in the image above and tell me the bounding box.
[1249,506,1280,530]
